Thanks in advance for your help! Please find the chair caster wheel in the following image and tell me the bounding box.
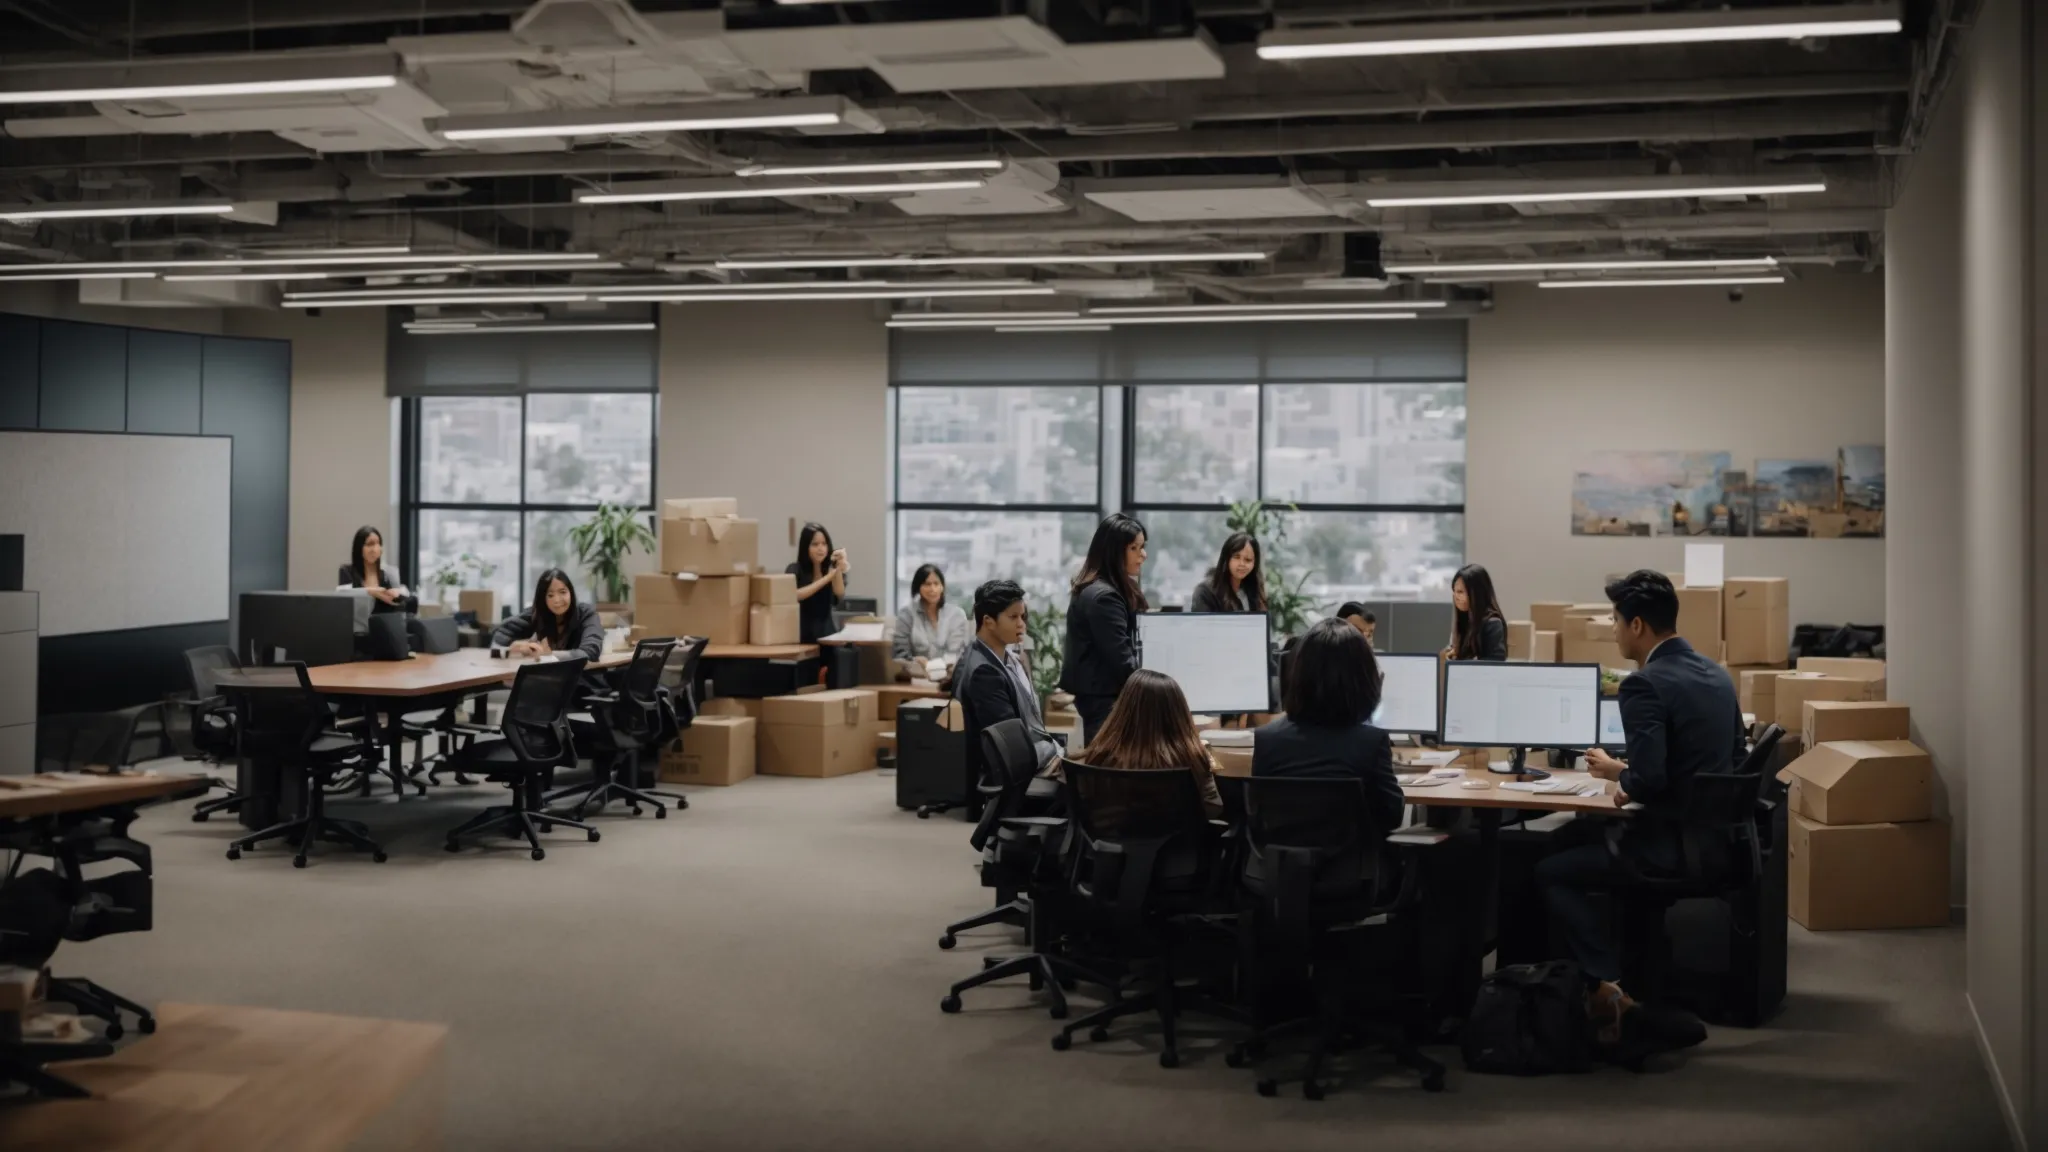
[1225,1047,1248,1068]
[372,852,388,863]
[654,807,666,819]
[104,1022,123,1041]
[137,1017,155,1035]
[676,798,689,810]
[1256,1080,1278,1098]
[1090,1026,1110,1043]
[938,935,957,950]
[917,810,931,820]
[225,847,241,861]
[939,995,962,1014]
[444,841,460,853]
[531,849,546,861]
[1303,1081,1324,1101]
[414,785,427,797]
[1051,1033,1071,1051]
[587,830,600,843]
[628,805,641,816]
[1422,1070,1446,1093]
[293,856,308,869]
[1027,973,1044,992]
[1159,1050,1179,1069]
[1049,1003,1069,1020]
[192,812,208,823]
[537,822,553,833]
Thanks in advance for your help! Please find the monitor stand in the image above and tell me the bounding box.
[1487,746,1551,781]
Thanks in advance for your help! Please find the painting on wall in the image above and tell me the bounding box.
[1571,451,1735,537]
[1838,444,1886,537]
[1752,458,1839,537]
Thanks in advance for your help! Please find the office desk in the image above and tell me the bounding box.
[0,1002,446,1152]
[701,644,818,661]
[0,772,208,820]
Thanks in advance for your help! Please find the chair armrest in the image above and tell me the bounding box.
[1000,816,1067,830]
[165,695,227,712]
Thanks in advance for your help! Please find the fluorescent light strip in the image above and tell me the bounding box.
[1092,301,1445,315]
[1388,257,1780,274]
[0,202,235,222]
[739,159,1006,177]
[604,288,1059,303]
[996,325,1111,333]
[1257,5,1902,60]
[0,269,156,281]
[443,112,838,142]
[887,311,1421,329]
[0,75,397,104]
[434,98,867,142]
[165,271,335,282]
[282,294,589,309]
[258,245,412,257]
[1366,183,1825,208]
[888,311,1082,322]
[713,251,1268,270]
[287,283,630,301]
[407,323,657,336]
[578,179,985,205]
[1,253,604,271]
[1539,276,1788,289]
[285,278,1017,302]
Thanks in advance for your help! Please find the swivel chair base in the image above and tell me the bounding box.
[0,1036,114,1100]
[227,785,386,867]
[1229,1015,1446,1098]
[543,777,687,820]
[446,781,601,861]
[43,976,157,1040]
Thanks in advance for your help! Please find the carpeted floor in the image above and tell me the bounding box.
[52,766,2012,1152]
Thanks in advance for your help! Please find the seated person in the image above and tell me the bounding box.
[1061,669,1223,819]
[953,580,1062,778]
[1253,618,1406,835]
[1190,532,1267,614]
[892,563,971,681]
[338,525,415,614]
[1335,601,1377,648]
[491,568,604,660]
[1537,569,1746,1044]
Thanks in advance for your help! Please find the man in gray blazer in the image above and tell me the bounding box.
[953,580,1060,783]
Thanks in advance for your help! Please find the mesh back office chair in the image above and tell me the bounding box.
[170,645,246,823]
[222,663,387,868]
[442,657,602,861]
[399,615,493,788]
[553,638,692,819]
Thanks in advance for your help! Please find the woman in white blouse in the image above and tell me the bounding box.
[893,563,973,681]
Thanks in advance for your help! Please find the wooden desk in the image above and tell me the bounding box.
[1400,766,1628,815]
[876,682,947,721]
[0,1002,446,1152]
[701,643,819,661]
[0,772,208,821]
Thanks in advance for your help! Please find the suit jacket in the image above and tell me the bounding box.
[1615,635,1748,872]
[1059,580,1140,699]
[336,564,416,614]
[1189,580,1252,613]
[954,637,1057,783]
[1251,716,1408,836]
[1453,615,1509,661]
[491,600,606,661]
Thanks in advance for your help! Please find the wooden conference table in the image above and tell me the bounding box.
[0,771,210,821]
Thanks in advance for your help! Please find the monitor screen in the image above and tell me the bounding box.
[1137,612,1271,714]
[1439,662,1601,748]
[1371,654,1441,735]
[1598,697,1627,748]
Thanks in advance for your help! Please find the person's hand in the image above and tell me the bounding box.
[1584,747,1626,780]
[376,588,402,605]
[911,657,928,678]
[1613,789,1632,808]
[1440,646,1455,661]
[831,549,849,574]
[509,640,541,657]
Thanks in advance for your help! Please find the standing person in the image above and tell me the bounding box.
[1335,602,1378,648]
[1252,619,1406,835]
[892,563,971,681]
[953,580,1062,779]
[1536,570,1747,1043]
[1060,513,1148,747]
[1190,532,1268,614]
[787,522,846,645]
[492,568,604,660]
[338,526,415,615]
[1445,563,1509,662]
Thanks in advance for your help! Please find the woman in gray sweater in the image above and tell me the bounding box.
[892,563,972,680]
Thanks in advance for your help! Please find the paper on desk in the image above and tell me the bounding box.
[1200,729,1254,747]
[1684,543,1725,588]
[1394,749,1460,768]
[821,622,887,643]
[1398,776,1449,788]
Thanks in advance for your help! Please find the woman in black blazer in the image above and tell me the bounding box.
[1060,513,1149,745]
[1189,531,1267,615]
[1252,618,1406,835]
[338,525,416,614]
[491,567,605,660]
[1445,563,1509,662]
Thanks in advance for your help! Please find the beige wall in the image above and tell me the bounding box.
[1465,274,1886,628]
[657,301,889,601]
[0,280,224,334]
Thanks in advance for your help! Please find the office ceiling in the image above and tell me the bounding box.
[0,0,1975,316]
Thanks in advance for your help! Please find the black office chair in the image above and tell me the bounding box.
[554,638,690,819]
[1228,776,1444,1098]
[222,663,387,868]
[400,615,491,789]
[169,645,245,823]
[443,656,602,860]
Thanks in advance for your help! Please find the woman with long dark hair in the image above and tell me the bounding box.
[1190,532,1267,614]
[1253,618,1406,834]
[892,562,970,680]
[492,567,605,659]
[1445,563,1509,662]
[337,526,415,614]
[1060,513,1149,745]
[787,522,846,644]
[1063,669,1223,818]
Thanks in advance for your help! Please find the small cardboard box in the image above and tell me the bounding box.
[758,689,880,777]
[458,589,497,623]
[748,603,801,646]
[1210,744,1253,778]
[1724,578,1790,665]
[1529,630,1559,663]
[750,572,797,606]
[1774,674,1886,733]
[1796,657,1887,681]
[659,716,756,786]
[1561,637,1632,670]
[1675,586,1724,650]
[634,574,749,645]
[1528,602,1573,636]
[1803,700,1912,751]
[1789,814,1950,931]
[1506,620,1535,661]
[660,517,759,577]
[1777,739,1933,825]
[663,496,739,520]
[700,695,764,720]
[1567,614,1616,642]
[1739,669,1785,725]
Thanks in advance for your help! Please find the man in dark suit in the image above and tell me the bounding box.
[953,580,1061,784]
[1536,569,1747,1038]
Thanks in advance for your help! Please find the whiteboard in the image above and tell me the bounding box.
[0,432,232,636]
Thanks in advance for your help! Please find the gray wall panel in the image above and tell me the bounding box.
[201,335,292,600]
[38,319,127,431]
[0,314,36,429]
[127,329,204,434]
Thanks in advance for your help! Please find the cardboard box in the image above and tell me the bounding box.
[1774,674,1886,733]
[1778,739,1933,825]
[1567,614,1616,642]
[1788,814,1950,931]
[1209,743,1253,778]
[1506,620,1535,661]
[1724,578,1790,666]
[876,684,947,721]
[750,572,797,606]
[660,517,759,577]
[1739,669,1785,725]
[1803,700,1912,751]
[1529,630,1559,663]
[458,589,497,623]
[659,716,756,786]
[663,496,739,520]
[1796,657,1887,681]
[635,573,749,645]
[1561,637,1632,670]
[758,689,880,777]
[1675,586,1724,651]
[1528,602,1572,636]
[700,696,764,720]
[748,603,801,646]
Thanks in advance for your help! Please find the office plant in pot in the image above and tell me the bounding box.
[429,552,497,613]
[571,503,656,619]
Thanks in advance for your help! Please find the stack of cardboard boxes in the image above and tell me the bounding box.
[1723,577,1791,692]
[1522,602,1570,663]
[1751,656,1886,735]
[633,497,760,646]
[1558,603,1632,670]
[1777,691,1948,930]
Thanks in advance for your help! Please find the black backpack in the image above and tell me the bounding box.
[1461,961,1596,1076]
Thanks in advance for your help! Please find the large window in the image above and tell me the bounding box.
[403,393,656,616]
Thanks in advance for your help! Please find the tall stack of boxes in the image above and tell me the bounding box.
[635,497,758,646]
[1770,657,1887,737]
[749,572,800,645]
[1558,603,1631,670]
[1724,577,1791,669]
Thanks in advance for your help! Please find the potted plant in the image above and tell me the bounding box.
[429,552,497,612]
[570,503,656,616]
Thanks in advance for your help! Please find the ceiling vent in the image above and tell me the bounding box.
[720,17,1222,94]
[893,160,1068,216]
[1080,176,1340,222]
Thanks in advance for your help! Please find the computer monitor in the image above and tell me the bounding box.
[1136,611,1271,714]
[1439,662,1601,749]
[237,591,359,668]
[1597,697,1627,750]
[1371,654,1441,735]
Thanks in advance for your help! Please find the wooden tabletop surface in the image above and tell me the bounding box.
[700,643,820,660]
[0,772,209,820]
[1397,765,1630,814]
[216,649,630,699]
[0,1002,448,1152]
